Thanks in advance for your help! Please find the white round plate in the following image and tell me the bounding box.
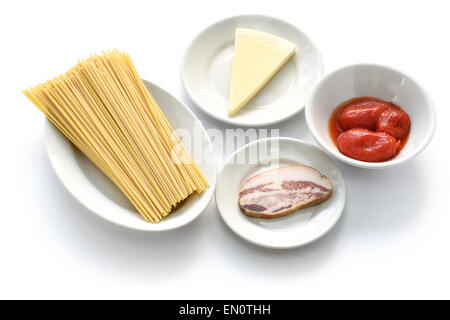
[215,137,345,249]
[306,63,437,169]
[44,80,216,232]
[181,15,324,127]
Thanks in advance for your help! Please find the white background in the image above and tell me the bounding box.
[1,0,449,299]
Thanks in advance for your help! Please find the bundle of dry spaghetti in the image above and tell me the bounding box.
[23,50,208,223]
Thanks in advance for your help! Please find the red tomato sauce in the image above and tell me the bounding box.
[329,97,410,162]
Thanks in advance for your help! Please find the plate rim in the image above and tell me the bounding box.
[44,80,217,232]
[180,14,324,127]
[215,136,346,249]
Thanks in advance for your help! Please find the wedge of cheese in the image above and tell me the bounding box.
[228,28,297,116]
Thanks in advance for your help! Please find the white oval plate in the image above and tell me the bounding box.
[181,15,324,127]
[44,80,217,232]
[215,137,345,249]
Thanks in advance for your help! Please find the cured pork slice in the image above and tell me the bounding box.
[238,165,332,218]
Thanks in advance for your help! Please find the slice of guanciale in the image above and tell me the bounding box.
[238,165,332,219]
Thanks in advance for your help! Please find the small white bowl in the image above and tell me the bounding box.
[181,14,323,127]
[44,80,216,231]
[305,63,436,169]
[215,137,346,249]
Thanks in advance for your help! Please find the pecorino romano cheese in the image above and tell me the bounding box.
[228,28,297,116]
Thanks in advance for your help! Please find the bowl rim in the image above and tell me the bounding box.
[44,80,217,232]
[180,13,324,127]
[305,62,437,169]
